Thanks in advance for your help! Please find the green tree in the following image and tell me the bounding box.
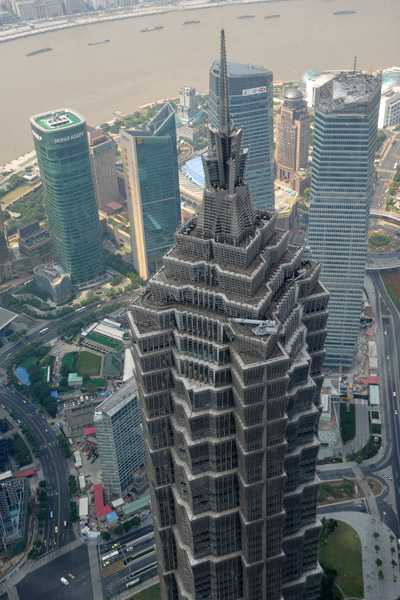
[39,480,47,488]
[102,531,111,541]
[376,558,383,567]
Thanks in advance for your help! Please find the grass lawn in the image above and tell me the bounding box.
[381,270,400,312]
[19,356,35,369]
[130,584,160,599]
[62,352,77,370]
[85,332,123,350]
[318,479,364,505]
[77,351,102,377]
[0,184,32,205]
[319,520,363,599]
[340,402,356,444]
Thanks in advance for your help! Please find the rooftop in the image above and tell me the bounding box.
[95,376,137,418]
[211,60,271,78]
[31,108,84,132]
[317,72,381,112]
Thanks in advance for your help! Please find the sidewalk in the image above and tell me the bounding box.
[320,510,400,600]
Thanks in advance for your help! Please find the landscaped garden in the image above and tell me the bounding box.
[381,269,400,311]
[339,403,356,444]
[318,478,364,505]
[319,518,363,599]
[368,230,400,253]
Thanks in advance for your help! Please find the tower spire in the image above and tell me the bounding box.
[219,29,230,134]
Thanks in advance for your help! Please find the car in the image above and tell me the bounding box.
[68,573,75,579]
[395,410,398,416]
[113,543,118,548]
[104,561,110,565]
[17,419,21,424]
[385,330,387,335]
[387,355,389,360]
[1,404,5,408]
[394,392,397,397]
[50,511,53,517]
[55,526,58,533]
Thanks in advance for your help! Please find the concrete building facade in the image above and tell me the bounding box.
[308,73,381,368]
[275,88,310,186]
[378,86,400,128]
[31,109,105,287]
[121,102,181,280]
[18,221,54,268]
[209,58,274,210]
[94,377,146,497]
[129,32,329,600]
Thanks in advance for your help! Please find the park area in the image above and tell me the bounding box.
[381,270,400,311]
[319,519,364,599]
[131,584,160,599]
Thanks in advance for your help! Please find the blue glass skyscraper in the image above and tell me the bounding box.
[308,73,381,368]
[209,60,274,209]
[121,102,181,280]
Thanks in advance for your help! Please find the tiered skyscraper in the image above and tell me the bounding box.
[308,73,381,368]
[209,58,274,209]
[121,102,181,280]
[129,32,329,600]
[30,109,105,287]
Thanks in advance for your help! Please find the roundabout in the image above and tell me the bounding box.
[368,230,400,253]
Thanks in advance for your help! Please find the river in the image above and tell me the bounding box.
[0,0,398,165]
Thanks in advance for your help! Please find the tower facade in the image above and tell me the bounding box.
[129,32,329,600]
[308,73,381,368]
[94,377,145,497]
[275,89,310,185]
[209,59,274,210]
[87,127,120,210]
[30,109,105,286]
[121,102,181,280]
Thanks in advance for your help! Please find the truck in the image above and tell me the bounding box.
[60,577,69,586]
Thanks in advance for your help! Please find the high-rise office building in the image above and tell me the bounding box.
[308,73,381,368]
[121,102,181,280]
[30,109,105,287]
[275,88,310,186]
[177,86,198,123]
[129,32,329,600]
[0,476,30,556]
[94,377,146,497]
[87,127,120,210]
[209,58,274,209]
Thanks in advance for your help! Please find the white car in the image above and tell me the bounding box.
[387,355,389,360]
[394,392,397,397]
[395,410,398,416]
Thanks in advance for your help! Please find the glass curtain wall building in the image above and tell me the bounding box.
[94,377,145,497]
[308,73,381,368]
[30,109,104,286]
[209,60,274,210]
[121,102,181,280]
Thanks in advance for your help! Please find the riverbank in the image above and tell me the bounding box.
[0,0,274,44]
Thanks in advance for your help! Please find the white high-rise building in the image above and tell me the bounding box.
[308,72,381,368]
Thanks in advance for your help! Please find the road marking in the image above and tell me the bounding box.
[373,465,398,516]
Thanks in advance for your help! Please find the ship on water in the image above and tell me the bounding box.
[182,20,200,25]
[88,39,110,46]
[140,26,164,33]
[265,14,280,19]
[25,47,52,57]
[333,10,356,15]
[237,14,255,19]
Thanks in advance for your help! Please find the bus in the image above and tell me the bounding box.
[75,307,85,313]
[39,328,49,336]
[101,550,119,563]
[126,578,140,589]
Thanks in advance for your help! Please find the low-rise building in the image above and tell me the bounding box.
[34,262,72,303]
[64,401,99,440]
[67,373,83,389]
[81,320,130,353]
[18,221,54,268]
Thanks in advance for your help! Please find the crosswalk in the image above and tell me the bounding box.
[101,559,125,578]
[373,465,398,515]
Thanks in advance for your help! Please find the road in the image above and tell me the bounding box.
[372,130,400,211]
[0,387,73,555]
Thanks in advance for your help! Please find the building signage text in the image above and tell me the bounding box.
[54,131,84,144]
[242,86,267,96]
